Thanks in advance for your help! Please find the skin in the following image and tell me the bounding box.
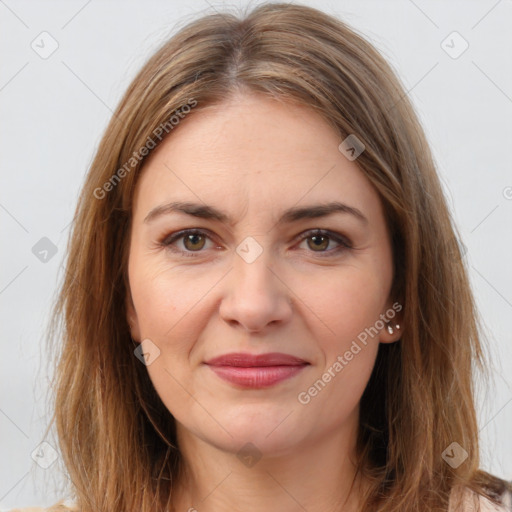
[126,92,401,512]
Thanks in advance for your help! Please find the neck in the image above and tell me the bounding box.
[171,419,366,512]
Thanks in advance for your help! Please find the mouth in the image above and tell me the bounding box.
[204,352,310,388]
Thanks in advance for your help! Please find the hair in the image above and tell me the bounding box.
[46,2,512,511]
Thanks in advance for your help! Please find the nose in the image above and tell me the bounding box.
[219,248,293,334]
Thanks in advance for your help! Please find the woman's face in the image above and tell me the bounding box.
[127,92,399,457]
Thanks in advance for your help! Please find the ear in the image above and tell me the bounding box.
[379,299,403,344]
[126,292,141,343]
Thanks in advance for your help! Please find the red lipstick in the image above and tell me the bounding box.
[204,352,309,388]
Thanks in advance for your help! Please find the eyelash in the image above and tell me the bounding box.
[158,228,353,258]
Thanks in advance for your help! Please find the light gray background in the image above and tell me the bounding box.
[1,0,511,508]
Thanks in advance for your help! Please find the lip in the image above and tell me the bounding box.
[205,352,308,367]
[204,352,309,388]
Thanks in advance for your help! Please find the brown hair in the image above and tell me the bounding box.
[47,3,511,511]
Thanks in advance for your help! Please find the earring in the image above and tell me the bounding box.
[387,323,401,334]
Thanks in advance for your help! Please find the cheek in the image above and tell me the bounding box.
[296,270,383,413]
[130,256,217,336]
[128,257,232,379]
[299,265,388,348]
[128,259,212,413]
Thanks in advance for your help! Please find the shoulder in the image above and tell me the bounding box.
[449,485,512,512]
[7,500,78,512]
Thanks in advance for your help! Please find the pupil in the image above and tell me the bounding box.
[185,234,204,250]
[310,235,328,251]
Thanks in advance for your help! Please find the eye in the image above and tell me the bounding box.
[296,229,352,257]
[160,229,219,257]
[159,228,353,258]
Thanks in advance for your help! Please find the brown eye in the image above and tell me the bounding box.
[307,234,330,251]
[183,233,206,251]
[160,229,216,257]
[297,229,352,257]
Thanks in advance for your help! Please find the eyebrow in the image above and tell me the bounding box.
[143,200,368,226]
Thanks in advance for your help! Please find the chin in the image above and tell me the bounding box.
[209,427,303,460]
[181,403,307,457]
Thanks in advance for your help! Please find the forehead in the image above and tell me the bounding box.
[132,93,383,226]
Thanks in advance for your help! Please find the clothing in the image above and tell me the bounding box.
[7,500,77,511]
[9,488,512,511]
[448,486,512,512]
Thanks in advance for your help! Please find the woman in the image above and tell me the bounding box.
[14,3,512,511]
